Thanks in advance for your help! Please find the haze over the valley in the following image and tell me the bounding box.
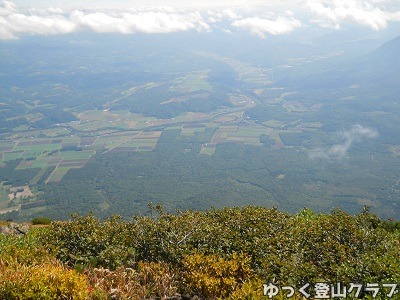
[0,0,400,220]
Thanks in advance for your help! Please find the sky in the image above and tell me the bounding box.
[1,0,400,40]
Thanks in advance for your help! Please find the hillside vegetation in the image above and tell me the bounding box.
[0,206,399,299]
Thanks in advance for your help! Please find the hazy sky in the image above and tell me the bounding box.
[10,0,286,8]
[1,0,400,39]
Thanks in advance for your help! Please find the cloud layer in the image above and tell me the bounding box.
[0,2,211,39]
[1,0,400,39]
[232,16,302,38]
[307,0,400,30]
[310,124,378,160]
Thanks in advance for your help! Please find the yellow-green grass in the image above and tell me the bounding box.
[122,139,158,148]
[93,135,131,149]
[16,158,48,170]
[0,140,15,148]
[47,161,62,168]
[125,112,143,122]
[30,167,50,185]
[13,125,29,132]
[58,160,88,168]
[10,127,70,138]
[0,188,9,204]
[59,150,95,160]
[228,94,254,107]
[61,136,81,145]
[219,125,238,131]
[389,146,400,157]
[136,131,162,138]
[74,118,128,131]
[181,127,206,136]
[77,109,109,121]
[227,137,259,144]
[108,147,137,153]
[268,130,285,148]
[170,71,212,93]
[135,146,156,152]
[230,127,268,137]
[20,145,59,159]
[79,136,98,147]
[262,119,286,128]
[161,92,209,105]
[3,151,24,161]
[24,112,44,123]
[17,150,45,160]
[282,101,308,112]
[13,143,50,151]
[200,145,216,155]
[47,167,71,183]
[301,121,323,129]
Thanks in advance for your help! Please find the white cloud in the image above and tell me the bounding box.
[8,13,77,35]
[232,16,302,37]
[309,124,378,160]
[307,0,400,30]
[207,8,242,23]
[0,0,400,39]
[0,0,15,15]
[0,1,210,39]
[46,7,64,14]
[71,10,210,34]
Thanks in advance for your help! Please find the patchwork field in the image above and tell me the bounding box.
[47,167,71,183]
[160,92,209,105]
[181,124,206,136]
[169,71,212,93]
[0,130,163,185]
[209,125,271,147]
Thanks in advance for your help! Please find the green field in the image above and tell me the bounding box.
[181,126,206,136]
[59,150,95,160]
[47,167,71,183]
[3,151,23,161]
[170,71,212,93]
[0,187,9,204]
[200,145,216,155]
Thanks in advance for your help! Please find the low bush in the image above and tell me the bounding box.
[31,217,52,225]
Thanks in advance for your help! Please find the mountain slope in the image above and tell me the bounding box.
[277,35,400,90]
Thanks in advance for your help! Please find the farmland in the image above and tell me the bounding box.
[1,32,400,220]
[2,80,400,219]
[0,94,322,216]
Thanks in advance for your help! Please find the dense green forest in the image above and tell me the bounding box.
[2,124,400,221]
[0,206,399,299]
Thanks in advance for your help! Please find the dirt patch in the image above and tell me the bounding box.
[9,186,33,199]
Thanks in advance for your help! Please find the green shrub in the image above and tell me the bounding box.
[37,207,400,299]
[31,217,52,225]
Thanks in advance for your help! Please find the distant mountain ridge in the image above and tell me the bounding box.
[277,34,400,89]
[356,34,400,86]
[367,35,400,66]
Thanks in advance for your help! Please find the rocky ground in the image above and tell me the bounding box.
[0,222,30,236]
